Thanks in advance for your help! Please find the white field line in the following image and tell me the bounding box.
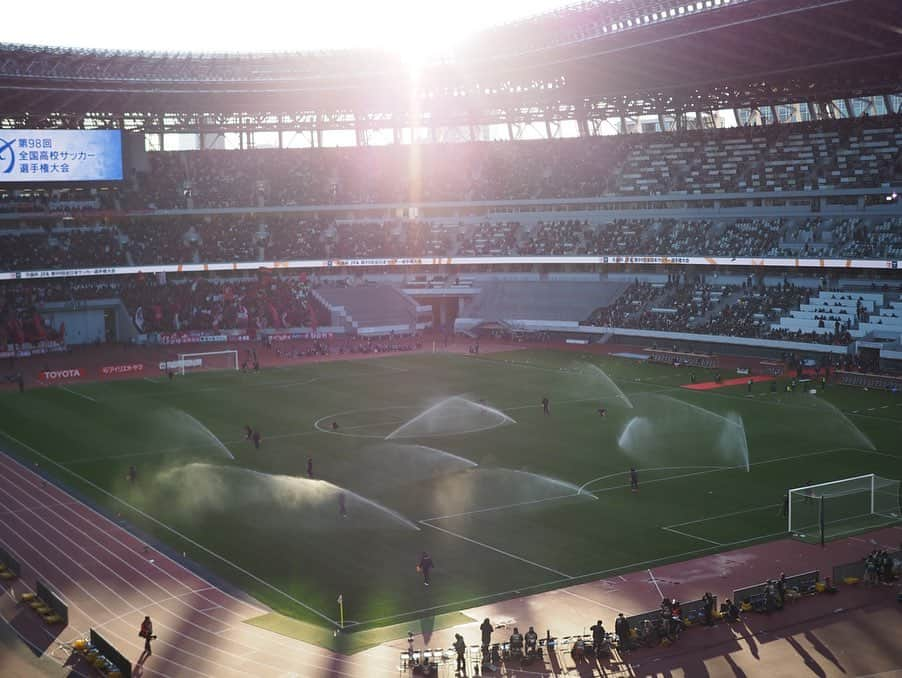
[647,569,664,598]
[418,520,572,579]
[58,385,96,402]
[354,525,803,626]
[661,526,723,546]
[421,493,579,522]
[0,454,395,675]
[667,502,783,528]
[61,418,406,466]
[580,446,878,496]
[0,430,340,628]
[579,466,726,494]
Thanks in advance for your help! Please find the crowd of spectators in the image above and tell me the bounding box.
[2,213,900,273]
[118,274,311,334]
[8,117,891,213]
[1,273,311,340]
[107,116,902,209]
[590,278,862,345]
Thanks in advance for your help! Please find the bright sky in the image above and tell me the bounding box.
[3,0,573,57]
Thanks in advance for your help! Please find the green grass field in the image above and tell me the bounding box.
[1,349,899,637]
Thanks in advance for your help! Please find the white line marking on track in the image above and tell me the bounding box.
[647,569,664,598]
[0,430,340,627]
[0,454,398,675]
[558,589,622,614]
[59,385,96,402]
[0,490,368,678]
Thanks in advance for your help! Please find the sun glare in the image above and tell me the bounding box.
[6,0,571,54]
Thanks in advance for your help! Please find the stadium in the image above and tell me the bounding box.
[0,0,901,676]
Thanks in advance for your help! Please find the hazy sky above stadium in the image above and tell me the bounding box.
[5,0,573,57]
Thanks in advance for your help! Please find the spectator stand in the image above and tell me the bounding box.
[0,544,21,581]
[759,359,786,376]
[19,579,68,626]
[71,628,132,678]
[834,370,902,391]
[400,635,567,675]
[647,348,718,369]
[625,595,714,635]
[732,570,820,611]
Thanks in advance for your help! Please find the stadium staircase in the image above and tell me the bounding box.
[461,280,629,324]
[313,285,419,334]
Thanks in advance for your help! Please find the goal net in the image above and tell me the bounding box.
[175,350,239,376]
[788,474,901,544]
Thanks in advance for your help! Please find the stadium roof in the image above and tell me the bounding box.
[0,0,899,120]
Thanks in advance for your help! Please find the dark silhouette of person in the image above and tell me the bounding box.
[139,615,154,656]
[418,551,433,585]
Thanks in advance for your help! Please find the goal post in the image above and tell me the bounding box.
[176,350,239,376]
[788,474,901,544]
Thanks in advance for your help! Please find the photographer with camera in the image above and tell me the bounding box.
[139,615,156,657]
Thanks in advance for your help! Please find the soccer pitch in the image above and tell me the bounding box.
[1,350,899,634]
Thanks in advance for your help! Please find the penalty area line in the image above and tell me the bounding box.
[418,520,572,579]
[58,385,96,402]
[661,526,723,546]
[667,502,782,528]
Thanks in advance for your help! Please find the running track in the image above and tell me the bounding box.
[0,452,399,677]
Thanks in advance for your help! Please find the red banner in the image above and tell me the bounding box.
[39,368,85,382]
[99,363,145,377]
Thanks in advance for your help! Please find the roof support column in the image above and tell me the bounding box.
[806,102,818,121]
[844,99,855,118]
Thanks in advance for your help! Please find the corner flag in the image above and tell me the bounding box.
[337,594,344,629]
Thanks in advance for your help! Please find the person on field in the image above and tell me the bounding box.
[417,551,433,586]
[307,457,313,478]
[252,429,261,449]
[541,396,550,415]
[630,467,639,492]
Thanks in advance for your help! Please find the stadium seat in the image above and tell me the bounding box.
[43,613,63,624]
[19,592,36,602]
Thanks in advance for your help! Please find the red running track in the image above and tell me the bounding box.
[0,452,399,677]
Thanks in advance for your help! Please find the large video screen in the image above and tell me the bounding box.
[0,129,123,182]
